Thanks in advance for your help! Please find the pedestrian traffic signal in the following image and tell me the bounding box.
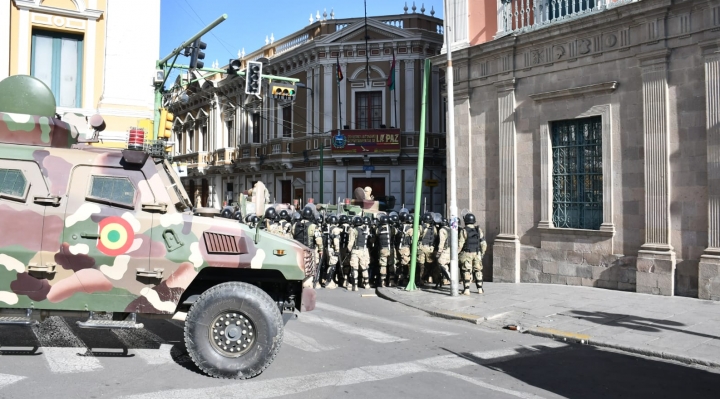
[270,82,297,101]
[190,38,207,69]
[245,61,263,95]
[227,58,241,76]
[159,108,174,139]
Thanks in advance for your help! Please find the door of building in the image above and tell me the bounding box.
[201,179,209,207]
[281,180,291,204]
[352,177,385,199]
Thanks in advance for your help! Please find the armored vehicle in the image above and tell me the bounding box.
[0,75,316,379]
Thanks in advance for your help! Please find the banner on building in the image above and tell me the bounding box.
[331,129,401,154]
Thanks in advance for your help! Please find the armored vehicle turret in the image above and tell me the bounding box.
[0,75,316,379]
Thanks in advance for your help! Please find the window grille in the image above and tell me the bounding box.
[551,116,603,230]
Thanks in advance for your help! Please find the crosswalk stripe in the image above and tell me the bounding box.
[0,373,25,390]
[437,370,546,399]
[32,317,102,374]
[316,302,456,336]
[283,330,337,352]
[113,329,176,366]
[118,344,551,399]
[299,313,406,343]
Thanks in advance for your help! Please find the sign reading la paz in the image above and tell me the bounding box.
[331,129,401,154]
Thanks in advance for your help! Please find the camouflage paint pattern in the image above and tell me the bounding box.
[0,111,312,315]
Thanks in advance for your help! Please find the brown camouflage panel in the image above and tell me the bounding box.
[0,111,312,315]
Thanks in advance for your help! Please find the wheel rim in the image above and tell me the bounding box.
[208,311,257,357]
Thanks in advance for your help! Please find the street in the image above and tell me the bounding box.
[0,289,718,398]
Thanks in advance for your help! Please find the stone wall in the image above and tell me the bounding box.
[442,0,720,298]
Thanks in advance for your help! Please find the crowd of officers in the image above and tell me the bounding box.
[253,206,488,295]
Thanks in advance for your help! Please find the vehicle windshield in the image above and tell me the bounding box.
[155,159,193,211]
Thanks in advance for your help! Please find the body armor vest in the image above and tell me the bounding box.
[462,227,481,253]
[378,225,391,248]
[340,225,350,247]
[401,225,413,247]
[354,227,368,250]
[294,222,315,248]
[421,224,435,246]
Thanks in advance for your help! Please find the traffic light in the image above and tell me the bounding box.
[245,61,263,95]
[159,108,174,139]
[270,81,297,101]
[190,38,207,69]
[227,58,241,76]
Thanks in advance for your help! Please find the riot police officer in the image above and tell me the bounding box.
[417,213,437,286]
[396,212,414,286]
[458,213,487,295]
[435,217,452,288]
[338,215,352,287]
[264,207,281,237]
[324,215,343,289]
[278,209,293,239]
[376,214,397,287]
[293,208,323,284]
[348,216,371,291]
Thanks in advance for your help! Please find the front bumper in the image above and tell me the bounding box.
[301,287,316,312]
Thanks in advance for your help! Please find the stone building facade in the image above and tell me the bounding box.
[439,0,720,299]
[169,10,447,214]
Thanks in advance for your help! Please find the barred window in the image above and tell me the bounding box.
[551,116,602,230]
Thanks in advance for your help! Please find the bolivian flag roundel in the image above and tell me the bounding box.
[97,216,135,256]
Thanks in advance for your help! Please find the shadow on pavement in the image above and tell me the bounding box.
[449,344,718,399]
[566,310,720,340]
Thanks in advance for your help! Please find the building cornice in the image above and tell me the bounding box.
[13,0,103,21]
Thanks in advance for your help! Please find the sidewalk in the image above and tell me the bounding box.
[376,282,720,369]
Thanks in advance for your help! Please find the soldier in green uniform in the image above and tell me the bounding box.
[417,213,437,286]
[278,209,293,239]
[264,207,282,237]
[458,213,487,295]
[376,214,397,287]
[347,216,371,291]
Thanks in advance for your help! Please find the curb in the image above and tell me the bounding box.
[376,288,720,370]
[375,288,483,324]
[523,326,720,369]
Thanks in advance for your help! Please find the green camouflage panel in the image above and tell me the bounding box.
[0,113,310,315]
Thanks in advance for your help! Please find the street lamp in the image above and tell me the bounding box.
[296,82,313,97]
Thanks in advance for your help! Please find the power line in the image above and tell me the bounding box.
[182,0,237,59]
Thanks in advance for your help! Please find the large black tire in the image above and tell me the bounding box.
[184,282,283,379]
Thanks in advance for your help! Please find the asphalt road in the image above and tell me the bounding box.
[1,289,719,399]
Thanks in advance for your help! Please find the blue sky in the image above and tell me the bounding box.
[160,0,444,75]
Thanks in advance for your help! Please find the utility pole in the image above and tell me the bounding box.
[444,0,460,297]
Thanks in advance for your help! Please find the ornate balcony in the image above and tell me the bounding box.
[496,0,637,37]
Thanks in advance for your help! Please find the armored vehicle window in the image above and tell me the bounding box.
[0,168,28,200]
[89,176,135,208]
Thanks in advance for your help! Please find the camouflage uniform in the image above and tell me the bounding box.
[417,222,437,285]
[376,222,396,287]
[348,224,371,290]
[324,223,343,289]
[435,224,451,287]
[396,223,413,284]
[458,223,487,294]
[339,221,352,287]
[292,220,323,268]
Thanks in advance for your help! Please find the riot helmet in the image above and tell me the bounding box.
[390,214,399,224]
[353,216,364,226]
[399,212,409,222]
[278,209,290,221]
[339,215,350,225]
[292,212,302,222]
[249,215,259,224]
[264,207,277,220]
[328,215,338,225]
[378,214,388,225]
[363,216,371,225]
[464,213,476,225]
[302,207,314,220]
[317,214,325,225]
[423,212,434,224]
[442,217,448,226]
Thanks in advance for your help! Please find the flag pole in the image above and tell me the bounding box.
[337,56,343,130]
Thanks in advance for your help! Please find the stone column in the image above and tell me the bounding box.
[636,50,676,296]
[700,43,720,300]
[404,60,415,132]
[492,78,520,283]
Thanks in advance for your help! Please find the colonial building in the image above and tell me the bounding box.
[439,0,720,299]
[169,8,447,213]
[1,0,160,140]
